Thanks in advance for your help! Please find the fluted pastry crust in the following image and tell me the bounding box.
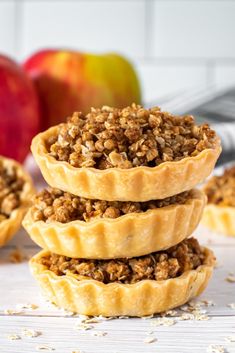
[23,189,206,259]
[30,247,215,317]
[31,126,221,202]
[0,157,35,247]
[202,204,235,236]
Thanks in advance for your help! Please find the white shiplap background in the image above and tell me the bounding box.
[1,0,235,103]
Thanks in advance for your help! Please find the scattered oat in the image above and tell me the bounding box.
[201,300,215,307]
[84,318,100,324]
[225,336,235,342]
[74,323,94,331]
[179,313,194,321]
[141,314,154,320]
[225,275,235,283]
[4,309,23,315]
[22,329,41,338]
[179,303,210,321]
[207,344,225,353]
[188,300,204,309]
[16,303,39,310]
[7,334,21,340]
[91,331,107,337]
[193,312,210,321]
[76,315,89,322]
[151,318,176,327]
[180,304,190,312]
[143,337,157,344]
[163,310,178,317]
[36,345,55,351]
[118,316,129,319]
[227,303,235,310]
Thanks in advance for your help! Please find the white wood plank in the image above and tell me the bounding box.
[0,315,235,353]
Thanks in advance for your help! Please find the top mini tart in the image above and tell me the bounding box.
[0,156,35,246]
[202,165,235,236]
[31,104,221,201]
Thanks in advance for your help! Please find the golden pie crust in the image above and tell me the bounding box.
[31,126,221,202]
[30,247,215,317]
[23,189,206,259]
[0,157,35,247]
[202,204,235,236]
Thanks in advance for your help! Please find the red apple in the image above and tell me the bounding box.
[24,49,141,130]
[0,54,40,162]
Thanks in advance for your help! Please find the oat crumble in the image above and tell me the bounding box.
[39,238,205,284]
[48,104,216,169]
[151,318,176,327]
[31,187,191,223]
[0,160,24,221]
[204,166,235,206]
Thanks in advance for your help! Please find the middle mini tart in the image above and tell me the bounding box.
[23,187,206,259]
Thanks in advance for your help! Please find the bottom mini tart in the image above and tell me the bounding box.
[29,238,215,317]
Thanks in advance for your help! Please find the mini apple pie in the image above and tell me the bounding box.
[30,238,215,316]
[23,187,206,259]
[0,156,35,247]
[31,104,221,202]
[202,166,235,236]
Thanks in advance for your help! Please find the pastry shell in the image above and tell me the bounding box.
[0,156,35,247]
[29,247,215,317]
[31,126,221,202]
[23,189,206,259]
[202,204,235,236]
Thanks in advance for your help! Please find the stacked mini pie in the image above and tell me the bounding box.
[202,165,235,236]
[23,104,221,317]
[0,156,34,247]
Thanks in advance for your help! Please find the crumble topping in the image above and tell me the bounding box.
[0,160,24,222]
[31,187,191,223]
[204,166,235,206]
[39,238,205,283]
[48,104,216,169]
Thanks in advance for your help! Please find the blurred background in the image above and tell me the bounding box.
[1,0,235,101]
[1,0,235,164]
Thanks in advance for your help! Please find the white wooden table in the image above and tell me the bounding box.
[0,223,234,353]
